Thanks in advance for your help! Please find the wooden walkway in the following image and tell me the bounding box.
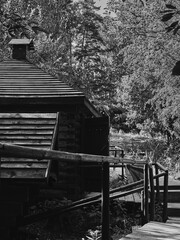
[120,218,180,239]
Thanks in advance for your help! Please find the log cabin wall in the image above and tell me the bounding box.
[0,40,102,201]
[0,113,57,180]
[57,111,82,199]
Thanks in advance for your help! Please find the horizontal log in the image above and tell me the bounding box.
[0,120,56,124]
[0,80,65,83]
[0,76,55,78]
[0,142,122,164]
[1,162,48,168]
[0,87,73,90]
[0,140,52,145]
[0,93,82,96]
[0,113,56,118]
[1,158,48,162]
[0,169,46,178]
[0,131,54,135]
[0,135,53,140]
[0,126,55,130]
[10,144,51,149]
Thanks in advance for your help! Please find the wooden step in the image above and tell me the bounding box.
[120,221,180,240]
[167,217,180,224]
[167,203,180,217]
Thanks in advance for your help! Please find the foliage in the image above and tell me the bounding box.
[104,0,180,140]
[161,3,180,35]
[2,0,180,142]
[84,229,101,240]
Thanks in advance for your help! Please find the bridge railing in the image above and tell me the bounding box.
[0,143,169,239]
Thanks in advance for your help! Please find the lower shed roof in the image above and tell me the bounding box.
[0,60,100,116]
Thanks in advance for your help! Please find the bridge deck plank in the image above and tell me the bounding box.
[120,220,180,239]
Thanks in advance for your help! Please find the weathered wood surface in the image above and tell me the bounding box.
[120,220,180,239]
[0,60,84,97]
[0,142,128,164]
[0,60,100,116]
[0,113,57,179]
[87,192,141,203]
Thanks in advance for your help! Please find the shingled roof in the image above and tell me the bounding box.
[0,59,100,116]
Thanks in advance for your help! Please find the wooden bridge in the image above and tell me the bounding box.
[2,39,180,240]
[0,142,178,240]
[109,147,180,240]
[120,218,180,239]
[118,171,180,240]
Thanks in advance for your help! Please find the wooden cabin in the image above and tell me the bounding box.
[0,38,109,195]
[0,39,109,239]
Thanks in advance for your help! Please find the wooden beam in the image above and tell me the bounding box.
[155,163,160,202]
[144,164,149,224]
[163,170,168,222]
[149,165,155,221]
[84,98,101,117]
[102,162,110,240]
[0,142,122,164]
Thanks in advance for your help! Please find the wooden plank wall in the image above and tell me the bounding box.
[57,111,82,199]
[0,113,56,180]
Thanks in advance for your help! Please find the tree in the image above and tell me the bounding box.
[70,0,118,110]
[104,0,180,137]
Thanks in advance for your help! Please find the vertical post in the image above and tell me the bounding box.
[143,163,149,224]
[155,163,160,202]
[121,150,124,179]
[102,161,110,240]
[113,148,117,170]
[149,165,155,221]
[114,149,117,157]
[163,170,168,222]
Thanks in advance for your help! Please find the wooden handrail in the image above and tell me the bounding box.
[110,186,144,200]
[110,179,144,194]
[156,162,168,172]
[20,185,144,226]
[18,162,169,229]
[0,142,121,164]
[142,163,168,223]
[153,172,165,179]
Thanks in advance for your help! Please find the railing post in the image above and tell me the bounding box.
[163,170,168,222]
[121,150,124,179]
[155,163,160,202]
[102,161,110,240]
[143,163,149,224]
[149,165,155,221]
